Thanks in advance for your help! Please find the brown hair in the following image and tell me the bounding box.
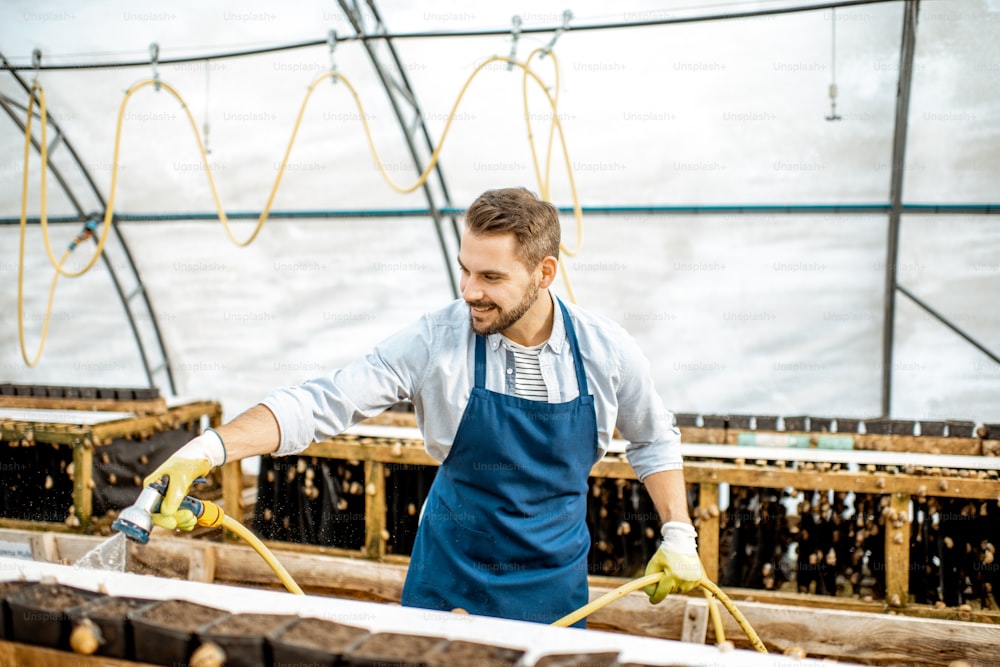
[464,187,561,268]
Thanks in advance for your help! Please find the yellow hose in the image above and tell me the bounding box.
[704,586,726,645]
[217,514,304,595]
[552,573,661,628]
[552,575,767,654]
[188,501,758,650]
[17,51,587,367]
[698,577,767,653]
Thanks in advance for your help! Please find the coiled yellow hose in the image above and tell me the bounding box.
[551,573,767,653]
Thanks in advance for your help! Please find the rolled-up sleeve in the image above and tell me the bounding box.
[613,334,683,481]
[261,317,434,456]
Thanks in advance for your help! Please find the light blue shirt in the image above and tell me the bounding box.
[262,295,682,481]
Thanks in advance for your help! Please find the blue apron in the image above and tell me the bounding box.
[400,298,599,627]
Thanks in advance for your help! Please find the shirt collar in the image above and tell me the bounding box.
[486,291,566,354]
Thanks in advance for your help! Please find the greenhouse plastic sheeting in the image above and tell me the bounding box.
[0,0,997,424]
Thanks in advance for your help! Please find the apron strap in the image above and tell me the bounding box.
[556,297,590,397]
[474,333,487,389]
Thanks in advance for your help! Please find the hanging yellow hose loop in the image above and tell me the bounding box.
[522,48,559,200]
[17,50,588,366]
[520,49,583,259]
[17,82,71,366]
[24,82,112,278]
[521,50,582,254]
[551,575,767,654]
[518,48,583,301]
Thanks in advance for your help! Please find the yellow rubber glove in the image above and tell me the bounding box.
[143,430,226,532]
[152,508,198,531]
[644,521,705,604]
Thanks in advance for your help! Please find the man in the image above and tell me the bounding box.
[146,187,704,626]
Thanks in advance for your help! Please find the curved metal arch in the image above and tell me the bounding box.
[337,0,462,298]
[0,51,176,394]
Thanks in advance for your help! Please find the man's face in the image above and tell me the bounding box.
[458,229,541,337]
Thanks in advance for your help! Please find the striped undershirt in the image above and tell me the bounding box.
[501,337,548,401]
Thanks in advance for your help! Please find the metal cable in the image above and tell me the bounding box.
[1,0,900,72]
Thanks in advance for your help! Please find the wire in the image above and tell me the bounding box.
[0,0,901,72]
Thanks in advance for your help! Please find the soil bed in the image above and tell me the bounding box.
[534,652,620,667]
[205,612,292,635]
[275,616,369,651]
[425,639,524,667]
[132,599,227,632]
[346,631,447,667]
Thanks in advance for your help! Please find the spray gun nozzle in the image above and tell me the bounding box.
[111,478,213,544]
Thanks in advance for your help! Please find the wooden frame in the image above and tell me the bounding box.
[0,400,223,529]
[220,426,1000,616]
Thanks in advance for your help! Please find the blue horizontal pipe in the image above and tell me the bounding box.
[2,203,997,225]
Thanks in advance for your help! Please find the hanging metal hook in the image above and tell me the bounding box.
[507,15,522,71]
[149,42,161,91]
[540,9,573,59]
[825,9,842,121]
[31,49,42,86]
[328,30,339,84]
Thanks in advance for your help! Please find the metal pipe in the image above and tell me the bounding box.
[881,0,921,417]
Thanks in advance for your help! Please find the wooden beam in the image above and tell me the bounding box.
[211,541,408,601]
[304,439,436,466]
[680,598,709,644]
[72,442,93,529]
[364,460,387,559]
[696,483,720,582]
[221,460,244,524]
[885,491,911,607]
[0,401,221,447]
[0,518,72,533]
[6,525,1000,661]
[0,394,167,415]
[304,436,1000,500]
[187,543,217,584]
[683,462,1000,500]
[0,640,159,667]
[709,598,1000,665]
[857,433,981,456]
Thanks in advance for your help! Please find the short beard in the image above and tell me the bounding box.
[468,279,540,336]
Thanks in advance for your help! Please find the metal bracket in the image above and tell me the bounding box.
[540,10,573,58]
[328,30,339,84]
[31,48,41,85]
[149,43,160,91]
[825,9,842,121]
[507,15,522,71]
